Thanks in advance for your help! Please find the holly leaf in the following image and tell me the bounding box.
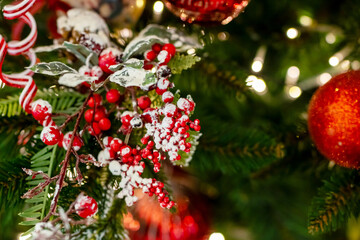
[174,130,202,167]
[109,58,144,71]
[58,73,97,88]
[30,62,77,76]
[138,24,202,52]
[168,54,201,74]
[109,67,156,90]
[63,41,98,65]
[123,35,164,60]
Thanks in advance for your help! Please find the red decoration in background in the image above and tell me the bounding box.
[127,190,210,240]
[162,0,250,24]
[308,70,360,168]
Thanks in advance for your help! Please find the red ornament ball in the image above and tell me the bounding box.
[308,70,360,168]
[162,0,250,24]
[75,195,98,218]
[40,126,60,145]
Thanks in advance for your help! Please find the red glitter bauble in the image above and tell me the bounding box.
[308,70,360,168]
[162,0,250,24]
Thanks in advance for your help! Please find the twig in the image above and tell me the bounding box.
[129,87,138,113]
[43,93,93,222]
[72,149,83,184]
[59,112,81,131]
[21,169,59,199]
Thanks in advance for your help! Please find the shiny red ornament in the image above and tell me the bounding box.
[162,0,250,24]
[308,70,360,168]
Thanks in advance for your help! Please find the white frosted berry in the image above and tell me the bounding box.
[162,91,174,103]
[109,160,121,176]
[31,99,53,121]
[130,117,143,128]
[40,126,60,145]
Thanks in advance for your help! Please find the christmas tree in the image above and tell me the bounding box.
[1,0,360,239]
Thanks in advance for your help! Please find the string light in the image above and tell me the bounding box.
[352,60,360,70]
[187,48,196,55]
[318,73,332,85]
[251,46,267,73]
[287,66,300,79]
[288,86,302,99]
[329,56,339,66]
[299,15,313,26]
[153,1,164,14]
[251,60,263,72]
[246,75,267,94]
[325,32,336,44]
[209,232,225,240]
[340,60,350,70]
[286,28,299,39]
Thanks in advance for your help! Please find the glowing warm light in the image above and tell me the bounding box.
[209,232,225,240]
[218,32,229,41]
[251,60,263,73]
[352,60,360,70]
[286,28,299,39]
[299,16,313,26]
[288,86,302,99]
[252,78,267,93]
[318,73,332,85]
[329,56,339,66]
[136,0,145,8]
[325,33,336,44]
[187,48,196,55]
[153,1,164,14]
[287,66,300,79]
[246,75,258,84]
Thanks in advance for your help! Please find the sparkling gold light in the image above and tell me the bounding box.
[318,73,332,85]
[299,15,313,26]
[251,60,263,73]
[325,33,336,44]
[329,56,340,66]
[287,66,300,79]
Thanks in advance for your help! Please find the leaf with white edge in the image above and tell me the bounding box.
[142,72,157,89]
[110,66,155,90]
[34,44,65,53]
[138,24,202,52]
[30,62,77,76]
[63,41,98,65]
[109,58,144,72]
[58,73,98,88]
[168,54,201,74]
[175,130,202,167]
[123,35,164,60]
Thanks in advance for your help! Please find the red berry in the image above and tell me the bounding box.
[110,138,123,152]
[152,43,162,53]
[106,89,121,103]
[162,91,174,103]
[194,125,201,131]
[120,145,132,158]
[98,47,122,74]
[40,126,60,145]
[143,61,154,70]
[102,136,113,147]
[137,96,151,110]
[92,122,102,135]
[99,118,111,131]
[84,109,94,123]
[75,195,98,218]
[145,50,157,61]
[94,110,107,122]
[88,94,102,108]
[31,99,52,121]
[157,50,172,64]
[162,43,176,57]
[156,87,167,95]
[62,132,83,151]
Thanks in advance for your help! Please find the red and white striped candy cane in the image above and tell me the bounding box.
[0,0,38,113]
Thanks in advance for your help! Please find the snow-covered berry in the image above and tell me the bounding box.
[40,126,60,145]
[162,91,174,103]
[109,160,121,175]
[98,47,122,74]
[62,132,83,151]
[75,195,98,218]
[31,99,52,121]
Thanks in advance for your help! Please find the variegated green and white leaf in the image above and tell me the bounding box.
[58,73,98,88]
[30,62,77,76]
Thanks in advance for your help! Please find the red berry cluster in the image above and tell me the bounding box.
[84,93,113,135]
[143,43,176,70]
[144,178,175,209]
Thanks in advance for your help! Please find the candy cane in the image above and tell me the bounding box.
[0,0,38,113]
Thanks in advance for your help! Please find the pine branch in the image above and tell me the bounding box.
[308,170,360,234]
[0,88,86,118]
